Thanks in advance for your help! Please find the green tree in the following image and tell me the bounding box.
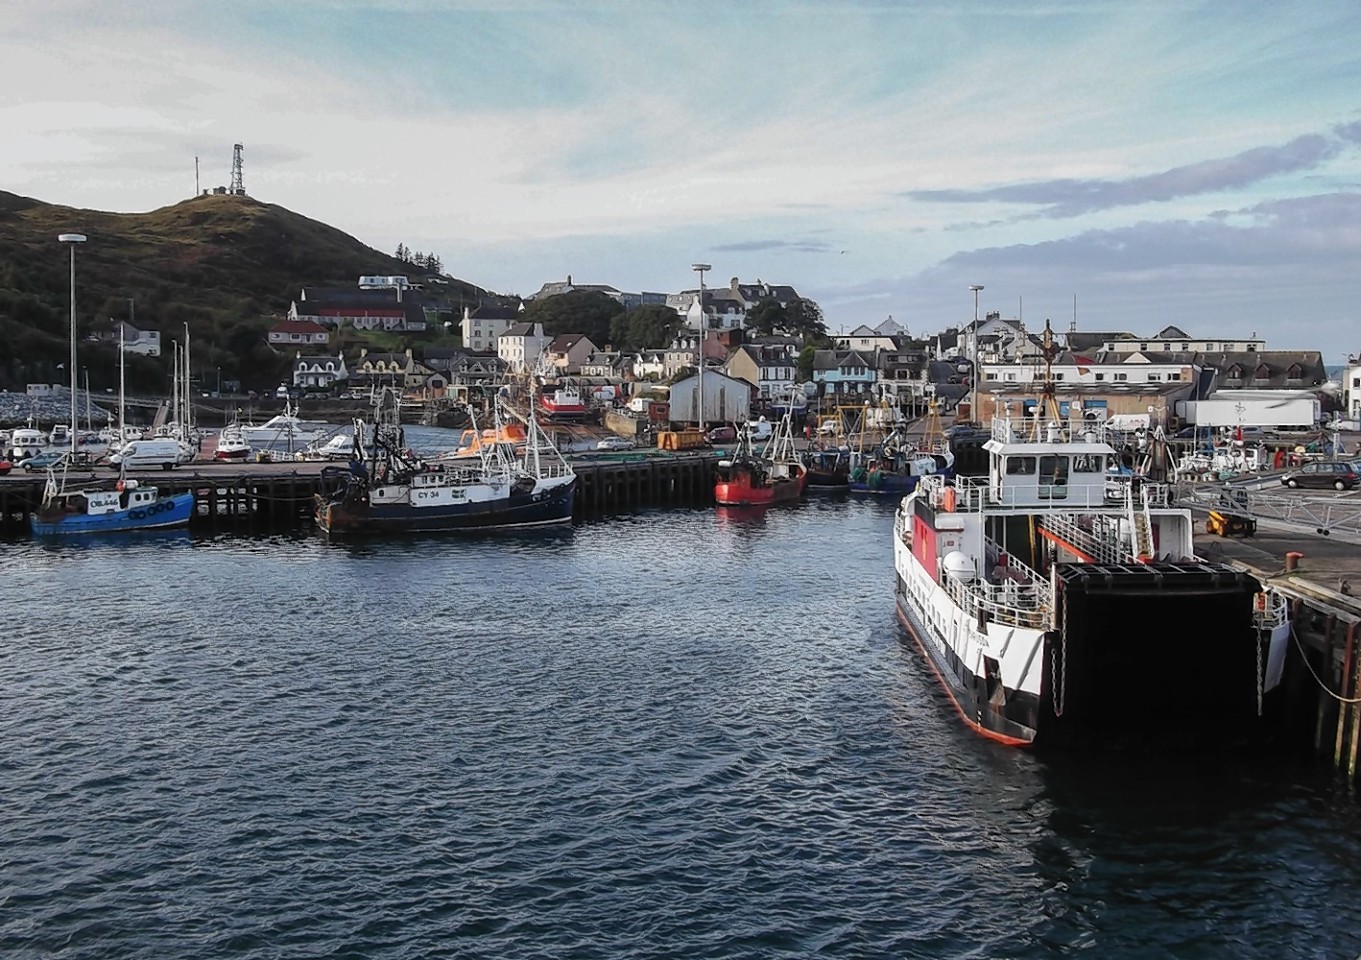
[797,344,817,382]
[746,298,787,338]
[785,297,827,340]
[610,303,683,351]
[523,290,624,347]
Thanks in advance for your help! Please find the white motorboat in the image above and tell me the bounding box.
[239,401,329,450]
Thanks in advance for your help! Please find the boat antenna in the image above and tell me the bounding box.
[1038,318,1062,439]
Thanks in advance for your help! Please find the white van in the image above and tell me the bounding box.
[109,439,187,471]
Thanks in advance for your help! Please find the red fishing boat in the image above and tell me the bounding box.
[714,411,807,506]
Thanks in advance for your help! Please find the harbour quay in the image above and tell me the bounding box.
[0,450,721,534]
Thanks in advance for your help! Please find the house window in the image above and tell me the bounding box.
[1114,373,1128,381]
[1140,343,1148,351]
[1162,342,1170,350]
[1053,373,1064,381]
[1181,343,1189,351]
[1148,374,1161,382]
[986,373,998,381]
[1205,343,1216,350]
[1168,372,1181,381]
[1095,373,1105,381]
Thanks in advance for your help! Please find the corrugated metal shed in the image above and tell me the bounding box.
[669,370,753,426]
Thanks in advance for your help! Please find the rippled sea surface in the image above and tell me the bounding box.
[4,498,1361,959]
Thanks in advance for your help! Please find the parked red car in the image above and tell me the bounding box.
[0,458,11,475]
[705,425,737,444]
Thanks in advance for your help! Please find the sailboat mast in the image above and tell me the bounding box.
[171,341,179,433]
[118,323,126,438]
[183,322,192,434]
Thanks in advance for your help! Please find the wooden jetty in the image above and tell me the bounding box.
[0,452,721,534]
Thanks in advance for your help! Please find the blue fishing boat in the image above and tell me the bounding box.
[29,472,195,536]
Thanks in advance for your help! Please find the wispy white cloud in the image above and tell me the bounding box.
[3,1,1360,353]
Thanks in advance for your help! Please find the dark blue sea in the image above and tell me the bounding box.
[4,497,1360,959]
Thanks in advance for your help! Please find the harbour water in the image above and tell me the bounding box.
[4,498,1361,958]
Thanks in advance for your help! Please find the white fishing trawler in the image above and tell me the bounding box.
[892,326,1290,747]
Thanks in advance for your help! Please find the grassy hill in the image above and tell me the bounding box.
[0,190,492,394]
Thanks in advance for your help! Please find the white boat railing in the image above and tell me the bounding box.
[942,567,1051,630]
[920,473,1175,514]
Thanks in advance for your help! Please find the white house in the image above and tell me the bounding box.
[1098,325,1266,355]
[462,304,520,353]
[498,321,550,373]
[835,316,909,353]
[293,352,349,390]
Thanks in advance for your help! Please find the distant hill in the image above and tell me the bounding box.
[0,190,492,393]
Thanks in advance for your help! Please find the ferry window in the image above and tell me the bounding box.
[1039,455,1069,491]
[1006,456,1037,475]
[1072,454,1103,473]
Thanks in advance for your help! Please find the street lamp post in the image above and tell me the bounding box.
[59,233,87,456]
[692,263,711,432]
[969,284,984,421]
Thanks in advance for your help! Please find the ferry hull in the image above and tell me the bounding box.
[30,491,195,536]
[315,480,575,534]
[894,562,1272,748]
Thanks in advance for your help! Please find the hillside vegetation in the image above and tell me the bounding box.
[0,190,489,393]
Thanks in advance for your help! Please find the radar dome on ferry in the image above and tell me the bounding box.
[942,551,975,582]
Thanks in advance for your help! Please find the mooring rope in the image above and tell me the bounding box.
[1291,623,1361,704]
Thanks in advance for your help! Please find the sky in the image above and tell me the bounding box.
[2,0,1359,358]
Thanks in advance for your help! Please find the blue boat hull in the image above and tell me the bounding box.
[29,491,196,536]
[848,469,952,495]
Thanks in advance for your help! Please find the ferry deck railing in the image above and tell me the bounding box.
[942,564,1051,630]
[919,474,1175,514]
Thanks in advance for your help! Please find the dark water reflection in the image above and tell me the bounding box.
[2,499,1359,959]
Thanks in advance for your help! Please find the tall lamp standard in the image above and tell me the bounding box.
[59,233,88,456]
[968,284,984,421]
[692,263,711,433]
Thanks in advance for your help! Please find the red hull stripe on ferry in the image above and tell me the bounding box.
[894,603,1033,748]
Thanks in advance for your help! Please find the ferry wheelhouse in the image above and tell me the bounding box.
[892,402,1289,747]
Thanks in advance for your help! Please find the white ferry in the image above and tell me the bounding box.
[892,398,1290,747]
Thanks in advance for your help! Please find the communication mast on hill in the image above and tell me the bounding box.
[229,143,245,195]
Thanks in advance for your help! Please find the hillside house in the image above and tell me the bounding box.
[269,319,330,346]
[349,348,435,392]
[292,352,348,390]
[463,304,521,353]
[723,339,799,400]
[88,321,162,357]
[812,350,876,397]
[498,321,550,373]
[547,334,598,375]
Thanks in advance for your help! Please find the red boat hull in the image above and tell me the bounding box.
[714,466,808,506]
